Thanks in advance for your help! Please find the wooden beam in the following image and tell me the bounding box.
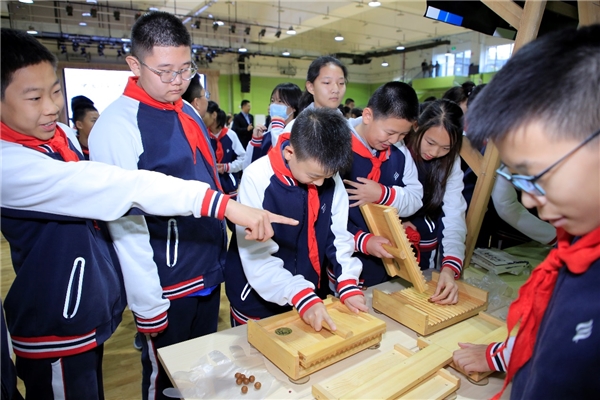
[481,0,523,28]
[464,0,547,268]
[460,136,484,177]
[578,0,600,27]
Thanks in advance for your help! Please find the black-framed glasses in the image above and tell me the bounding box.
[139,59,198,83]
[496,128,600,196]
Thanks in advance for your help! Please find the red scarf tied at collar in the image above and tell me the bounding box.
[268,133,322,286]
[492,225,600,400]
[1,121,80,162]
[212,127,229,163]
[351,135,389,182]
[123,76,221,189]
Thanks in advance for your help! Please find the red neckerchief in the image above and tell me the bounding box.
[267,133,321,286]
[123,76,221,189]
[211,127,228,163]
[351,135,389,182]
[492,226,600,400]
[1,122,80,162]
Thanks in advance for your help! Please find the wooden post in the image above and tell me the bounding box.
[462,0,547,268]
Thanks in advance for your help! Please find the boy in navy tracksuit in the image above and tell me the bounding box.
[341,82,422,288]
[0,28,292,399]
[226,108,367,331]
[452,25,600,399]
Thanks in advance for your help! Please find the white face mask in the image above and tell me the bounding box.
[269,103,292,120]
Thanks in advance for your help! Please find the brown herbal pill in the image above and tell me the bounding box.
[241,385,248,394]
[249,375,255,383]
[243,378,249,385]
[236,377,243,385]
[254,382,261,390]
[235,372,241,379]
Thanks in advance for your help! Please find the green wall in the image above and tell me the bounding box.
[217,74,375,115]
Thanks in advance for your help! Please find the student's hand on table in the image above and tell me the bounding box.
[224,201,299,241]
[430,267,459,304]
[365,236,394,259]
[343,294,368,314]
[216,163,226,174]
[302,303,336,332]
[252,124,267,139]
[344,177,382,207]
[453,343,492,373]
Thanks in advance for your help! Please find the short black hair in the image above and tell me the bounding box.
[271,83,302,118]
[442,81,475,105]
[182,74,203,104]
[345,98,355,105]
[350,108,363,118]
[466,84,486,108]
[467,25,600,149]
[368,81,419,122]
[216,109,227,130]
[424,96,437,102]
[290,107,353,176]
[71,96,97,124]
[1,28,57,100]
[299,56,348,111]
[206,100,219,115]
[131,11,191,60]
[241,99,250,108]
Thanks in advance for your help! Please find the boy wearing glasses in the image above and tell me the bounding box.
[452,25,600,399]
[89,12,259,399]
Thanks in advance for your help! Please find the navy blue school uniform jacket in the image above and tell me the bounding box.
[89,93,229,333]
[1,122,235,356]
[339,120,423,287]
[486,257,600,399]
[209,126,246,198]
[243,116,286,169]
[225,135,362,323]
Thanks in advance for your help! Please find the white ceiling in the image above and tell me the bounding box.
[4,1,473,57]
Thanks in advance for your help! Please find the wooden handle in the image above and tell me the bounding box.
[322,321,353,339]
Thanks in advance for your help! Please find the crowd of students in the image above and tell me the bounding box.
[1,11,599,400]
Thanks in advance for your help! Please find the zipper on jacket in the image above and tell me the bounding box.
[63,257,85,319]
[166,218,179,267]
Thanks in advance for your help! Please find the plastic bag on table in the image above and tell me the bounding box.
[163,346,275,399]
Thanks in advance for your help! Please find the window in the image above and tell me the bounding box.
[454,50,471,76]
[483,43,514,72]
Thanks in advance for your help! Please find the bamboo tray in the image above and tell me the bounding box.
[247,297,386,381]
[361,203,489,335]
[313,343,459,400]
[417,312,509,382]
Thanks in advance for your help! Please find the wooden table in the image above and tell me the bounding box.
[158,279,512,399]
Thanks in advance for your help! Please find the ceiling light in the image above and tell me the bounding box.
[19,0,34,3]
[396,45,405,50]
[90,8,97,18]
[334,33,344,41]
[258,28,266,37]
[97,43,105,56]
[275,30,282,38]
[121,36,131,42]
[113,10,120,21]
[79,22,87,26]
[445,47,452,56]
[66,5,73,16]
[60,45,67,54]
[244,26,251,35]
[216,20,224,26]
[72,41,79,52]
[27,26,38,34]
[282,50,290,56]
[213,22,219,31]
[230,24,236,33]
[286,26,296,35]
[86,0,97,3]
[368,1,381,7]
[123,43,131,53]
[238,47,247,53]
[149,7,159,11]
[381,60,389,67]
[191,20,200,29]
[82,12,91,17]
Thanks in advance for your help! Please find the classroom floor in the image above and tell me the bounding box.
[0,236,232,399]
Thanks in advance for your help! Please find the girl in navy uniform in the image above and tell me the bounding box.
[403,99,466,304]
[210,109,246,201]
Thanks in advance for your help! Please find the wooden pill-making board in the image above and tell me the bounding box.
[361,203,489,336]
[417,312,510,382]
[247,297,386,381]
[313,343,459,400]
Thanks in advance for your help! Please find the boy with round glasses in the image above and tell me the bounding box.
[89,11,291,399]
[452,25,600,399]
